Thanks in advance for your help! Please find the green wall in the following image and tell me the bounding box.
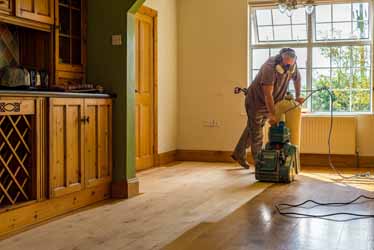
[87,0,145,184]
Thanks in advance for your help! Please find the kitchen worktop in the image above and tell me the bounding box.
[0,89,114,98]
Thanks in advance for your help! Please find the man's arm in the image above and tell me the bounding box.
[262,85,277,125]
[293,69,305,104]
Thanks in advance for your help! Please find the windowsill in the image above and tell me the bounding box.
[240,112,374,117]
[302,112,373,117]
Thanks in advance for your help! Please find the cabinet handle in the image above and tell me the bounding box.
[86,116,90,123]
[80,116,87,123]
[80,116,90,123]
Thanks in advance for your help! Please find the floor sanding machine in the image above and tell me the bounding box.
[234,88,302,183]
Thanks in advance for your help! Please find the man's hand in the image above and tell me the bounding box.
[268,113,278,126]
[296,97,305,104]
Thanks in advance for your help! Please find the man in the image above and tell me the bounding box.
[232,48,305,169]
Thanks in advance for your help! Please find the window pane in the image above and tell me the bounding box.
[316,5,331,23]
[252,70,260,81]
[333,90,350,112]
[256,10,272,25]
[333,4,351,22]
[294,48,307,68]
[331,47,351,68]
[251,21,256,44]
[252,49,269,69]
[272,9,291,25]
[352,46,371,67]
[299,68,307,89]
[333,22,352,39]
[316,23,332,40]
[352,90,371,112]
[353,3,369,21]
[312,92,331,112]
[291,8,306,24]
[258,26,274,41]
[313,48,330,68]
[331,68,351,89]
[353,21,369,39]
[313,69,331,88]
[274,25,292,40]
[292,25,307,40]
[270,48,280,56]
[352,69,370,89]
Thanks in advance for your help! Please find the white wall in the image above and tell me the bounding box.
[144,0,178,154]
[177,0,374,156]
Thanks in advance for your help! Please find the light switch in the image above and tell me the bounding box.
[112,35,122,46]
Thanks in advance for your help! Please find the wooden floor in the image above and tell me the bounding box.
[165,167,374,250]
[0,163,373,250]
[0,162,271,250]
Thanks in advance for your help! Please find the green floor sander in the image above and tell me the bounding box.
[255,121,300,183]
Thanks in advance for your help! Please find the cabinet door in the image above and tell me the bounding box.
[56,71,84,87]
[49,98,84,197]
[15,0,54,24]
[84,99,112,188]
[55,0,86,72]
[0,0,13,14]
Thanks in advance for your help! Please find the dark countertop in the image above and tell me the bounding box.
[0,90,114,98]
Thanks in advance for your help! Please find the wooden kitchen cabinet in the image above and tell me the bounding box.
[15,0,54,24]
[49,98,85,198]
[49,98,112,198]
[84,99,112,188]
[55,0,86,74]
[0,0,13,15]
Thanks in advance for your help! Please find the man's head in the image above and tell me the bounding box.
[279,48,297,70]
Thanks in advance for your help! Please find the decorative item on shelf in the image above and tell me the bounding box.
[95,84,105,93]
[39,70,49,88]
[278,0,315,17]
[0,66,31,88]
[66,83,97,92]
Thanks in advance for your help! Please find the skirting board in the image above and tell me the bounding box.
[175,150,374,168]
[111,178,139,199]
[0,183,111,239]
[156,150,177,166]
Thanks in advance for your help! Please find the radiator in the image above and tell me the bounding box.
[300,116,357,155]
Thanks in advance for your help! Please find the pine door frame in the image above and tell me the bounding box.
[136,5,158,170]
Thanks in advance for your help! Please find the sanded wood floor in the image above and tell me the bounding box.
[165,167,374,250]
[0,162,271,250]
[1,163,373,250]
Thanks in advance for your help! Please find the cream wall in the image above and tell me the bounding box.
[177,0,248,151]
[144,0,178,153]
[177,0,374,156]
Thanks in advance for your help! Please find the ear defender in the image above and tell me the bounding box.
[275,64,285,74]
[275,64,297,75]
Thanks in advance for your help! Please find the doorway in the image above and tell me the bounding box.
[135,5,158,171]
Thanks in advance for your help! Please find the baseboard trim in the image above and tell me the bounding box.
[176,150,254,164]
[156,150,177,166]
[111,178,139,199]
[175,150,374,168]
[358,156,374,168]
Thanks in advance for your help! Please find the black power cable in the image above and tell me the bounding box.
[275,87,374,219]
[276,195,374,219]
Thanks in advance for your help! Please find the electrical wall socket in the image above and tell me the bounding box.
[203,120,221,128]
[112,34,122,46]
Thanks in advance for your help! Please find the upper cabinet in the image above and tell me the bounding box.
[0,0,13,15]
[55,0,86,73]
[15,0,54,24]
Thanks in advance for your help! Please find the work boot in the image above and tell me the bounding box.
[231,154,250,169]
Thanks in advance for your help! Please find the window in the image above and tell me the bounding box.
[249,2,372,113]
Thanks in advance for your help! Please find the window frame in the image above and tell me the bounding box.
[248,0,374,114]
